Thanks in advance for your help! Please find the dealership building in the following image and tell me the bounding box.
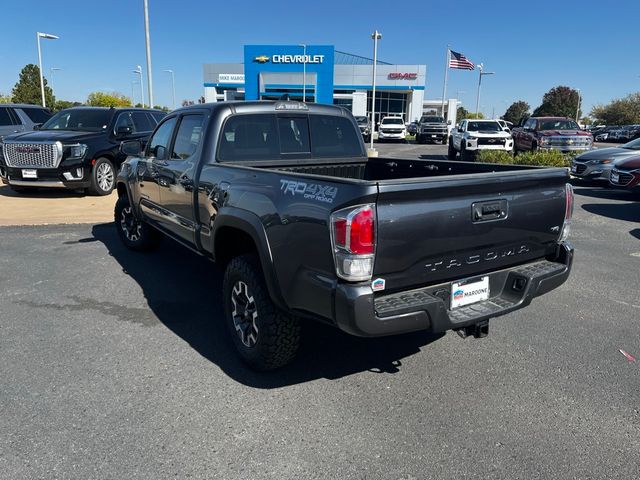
[203,45,438,123]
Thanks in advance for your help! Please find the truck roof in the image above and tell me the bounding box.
[173,100,350,117]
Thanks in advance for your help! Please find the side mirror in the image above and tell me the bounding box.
[33,124,42,130]
[120,140,142,156]
[447,120,452,125]
[116,126,133,138]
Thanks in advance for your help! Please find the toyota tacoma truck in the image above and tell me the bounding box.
[512,116,593,153]
[448,119,514,161]
[416,115,449,144]
[0,106,165,195]
[115,100,574,371]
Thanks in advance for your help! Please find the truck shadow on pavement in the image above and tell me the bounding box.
[581,202,640,222]
[91,223,443,388]
[0,185,87,199]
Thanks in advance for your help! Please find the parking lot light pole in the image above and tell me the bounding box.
[370,30,382,154]
[36,32,59,108]
[133,66,144,108]
[163,69,176,110]
[49,67,61,97]
[475,64,494,116]
[143,0,154,108]
[299,44,306,102]
[576,89,581,122]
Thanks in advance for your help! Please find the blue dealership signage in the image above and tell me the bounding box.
[244,45,335,104]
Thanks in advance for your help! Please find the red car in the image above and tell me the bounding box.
[609,155,640,191]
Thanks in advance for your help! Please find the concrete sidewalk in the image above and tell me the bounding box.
[0,184,117,226]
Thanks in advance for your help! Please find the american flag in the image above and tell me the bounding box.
[449,50,475,70]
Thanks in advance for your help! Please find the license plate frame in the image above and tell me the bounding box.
[451,276,490,310]
[22,169,38,179]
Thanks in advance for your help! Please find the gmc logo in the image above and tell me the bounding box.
[15,147,41,154]
[388,73,418,80]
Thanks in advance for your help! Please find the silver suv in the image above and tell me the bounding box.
[0,104,52,140]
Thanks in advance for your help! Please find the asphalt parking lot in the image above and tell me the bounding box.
[1,142,639,479]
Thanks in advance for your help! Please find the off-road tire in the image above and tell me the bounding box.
[114,195,161,251]
[223,254,300,371]
[89,157,116,196]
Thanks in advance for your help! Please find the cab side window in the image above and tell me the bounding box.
[131,112,154,133]
[147,117,177,160]
[0,107,15,126]
[171,115,205,160]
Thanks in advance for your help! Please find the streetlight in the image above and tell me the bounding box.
[49,67,61,96]
[475,63,495,116]
[133,66,144,108]
[36,32,58,108]
[163,69,176,110]
[143,0,154,108]
[298,44,306,102]
[370,30,382,154]
[131,80,139,106]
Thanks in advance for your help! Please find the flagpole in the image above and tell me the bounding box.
[441,45,450,117]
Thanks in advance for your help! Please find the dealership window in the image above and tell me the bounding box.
[366,91,408,124]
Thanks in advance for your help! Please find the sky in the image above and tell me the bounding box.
[1,0,638,118]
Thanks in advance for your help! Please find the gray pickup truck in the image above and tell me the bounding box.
[115,100,574,370]
[415,115,449,144]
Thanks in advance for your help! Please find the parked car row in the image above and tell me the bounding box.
[571,137,640,193]
[0,106,166,195]
[590,125,640,143]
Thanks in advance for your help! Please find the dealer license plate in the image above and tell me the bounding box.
[611,172,619,184]
[22,169,37,179]
[451,276,490,309]
[431,134,437,138]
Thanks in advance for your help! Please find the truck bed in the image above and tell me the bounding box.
[266,156,551,183]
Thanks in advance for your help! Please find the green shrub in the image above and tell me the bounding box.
[475,150,514,164]
[477,149,576,167]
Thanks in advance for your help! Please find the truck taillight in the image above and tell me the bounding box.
[331,204,376,281]
[559,183,574,242]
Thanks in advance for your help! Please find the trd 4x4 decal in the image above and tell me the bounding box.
[280,179,338,204]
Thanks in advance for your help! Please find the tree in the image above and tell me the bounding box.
[12,64,54,106]
[181,99,195,107]
[86,91,131,107]
[456,106,470,121]
[591,92,640,125]
[532,86,580,118]
[503,100,530,125]
[54,100,83,112]
[153,105,170,112]
[464,112,485,120]
[0,93,12,103]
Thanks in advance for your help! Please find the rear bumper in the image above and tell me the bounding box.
[334,242,573,337]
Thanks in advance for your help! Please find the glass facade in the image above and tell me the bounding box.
[366,91,408,124]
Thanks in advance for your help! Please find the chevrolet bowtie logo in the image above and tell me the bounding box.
[254,55,270,63]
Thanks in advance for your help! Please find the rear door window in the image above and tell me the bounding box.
[131,111,154,132]
[309,115,362,158]
[171,114,205,160]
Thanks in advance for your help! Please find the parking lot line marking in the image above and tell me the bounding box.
[631,252,640,257]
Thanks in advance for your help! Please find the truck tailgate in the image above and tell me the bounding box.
[373,169,568,291]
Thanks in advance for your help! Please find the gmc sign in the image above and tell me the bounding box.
[388,73,418,80]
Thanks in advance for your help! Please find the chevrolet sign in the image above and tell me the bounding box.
[255,54,325,64]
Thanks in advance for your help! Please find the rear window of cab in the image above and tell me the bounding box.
[217,113,363,162]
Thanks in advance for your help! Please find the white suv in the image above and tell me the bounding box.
[448,119,514,161]
[377,116,407,142]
